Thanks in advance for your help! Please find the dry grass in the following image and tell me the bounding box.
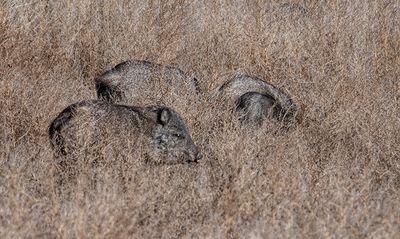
[1,0,399,238]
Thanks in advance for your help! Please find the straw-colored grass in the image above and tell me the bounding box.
[1,1,399,238]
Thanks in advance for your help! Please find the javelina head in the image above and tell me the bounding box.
[148,107,202,164]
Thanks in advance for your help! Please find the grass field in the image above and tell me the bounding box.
[1,1,399,238]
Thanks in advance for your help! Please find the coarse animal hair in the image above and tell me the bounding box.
[216,74,301,127]
[95,60,200,106]
[49,100,201,164]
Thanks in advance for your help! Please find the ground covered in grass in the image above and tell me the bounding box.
[1,1,399,238]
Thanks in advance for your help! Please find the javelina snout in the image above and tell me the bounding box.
[186,143,202,163]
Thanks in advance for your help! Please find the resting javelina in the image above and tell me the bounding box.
[217,74,300,126]
[49,100,201,164]
[95,60,199,105]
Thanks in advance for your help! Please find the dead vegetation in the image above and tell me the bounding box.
[1,1,399,238]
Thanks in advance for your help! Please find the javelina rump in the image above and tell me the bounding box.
[217,74,301,127]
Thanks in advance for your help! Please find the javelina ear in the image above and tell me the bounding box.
[158,108,171,126]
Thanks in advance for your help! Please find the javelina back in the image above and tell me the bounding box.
[216,74,301,127]
[49,100,201,164]
[95,60,200,106]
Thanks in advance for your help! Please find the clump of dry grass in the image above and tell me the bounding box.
[1,1,399,238]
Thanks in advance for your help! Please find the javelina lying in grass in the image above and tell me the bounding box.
[95,60,199,105]
[49,100,201,164]
[216,74,300,127]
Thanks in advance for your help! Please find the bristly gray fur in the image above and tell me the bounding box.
[217,74,301,127]
[236,92,284,127]
[49,100,201,164]
[95,60,200,105]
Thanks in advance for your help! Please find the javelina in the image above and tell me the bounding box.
[216,74,300,127]
[49,100,201,164]
[95,60,199,106]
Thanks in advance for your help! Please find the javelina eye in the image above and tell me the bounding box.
[173,133,183,138]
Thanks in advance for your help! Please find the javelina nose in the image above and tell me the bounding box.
[193,148,202,162]
[195,152,202,161]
